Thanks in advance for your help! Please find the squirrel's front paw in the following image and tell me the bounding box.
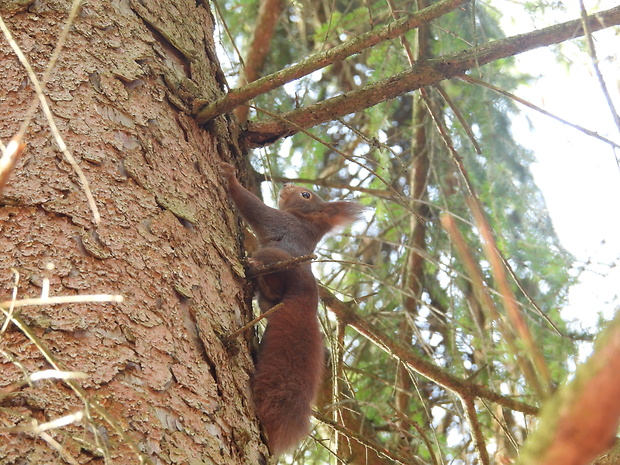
[219,162,236,178]
[246,257,264,270]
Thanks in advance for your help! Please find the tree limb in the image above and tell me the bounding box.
[319,286,539,416]
[243,5,620,147]
[195,0,467,123]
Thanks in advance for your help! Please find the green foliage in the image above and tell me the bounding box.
[217,0,585,462]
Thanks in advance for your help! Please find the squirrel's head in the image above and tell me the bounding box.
[278,184,324,210]
[279,184,366,233]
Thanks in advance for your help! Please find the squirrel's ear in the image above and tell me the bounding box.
[325,201,366,228]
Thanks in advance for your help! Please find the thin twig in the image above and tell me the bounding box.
[389,402,439,465]
[434,84,482,154]
[208,0,244,81]
[0,294,123,309]
[480,399,521,452]
[459,74,620,150]
[0,3,101,224]
[0,268,20,334]
[314,411,426,465]
[579,0,620,133]
[39,431,81,465]
[462,395,490,465]
[320,286,540,415]
[14,0,83,142]
[246,254,316,278]
[224,302,284,341]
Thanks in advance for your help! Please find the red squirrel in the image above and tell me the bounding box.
[219,162,364,456]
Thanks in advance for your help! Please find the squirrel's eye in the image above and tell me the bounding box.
[301,192,311,199]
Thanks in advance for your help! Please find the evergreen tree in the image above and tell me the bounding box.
[1,0,618,464]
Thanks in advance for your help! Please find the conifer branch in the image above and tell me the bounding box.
[243,5,620,147]
[319,286,540,416]
[195,0,467,124]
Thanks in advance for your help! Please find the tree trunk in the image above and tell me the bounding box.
[0,1,264,463]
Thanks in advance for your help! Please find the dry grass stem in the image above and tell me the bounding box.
[0,3,101,224]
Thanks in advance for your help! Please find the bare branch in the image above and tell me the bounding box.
[462,396,490,465]
[195,0,467,123]
[458,75,620,150]
[579,0,620,133]
[319,286,539,416]
[314,411,426,465]
[243,5,620,147]
[224,302,284,341]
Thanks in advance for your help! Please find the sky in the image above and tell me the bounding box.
[501,3,620,333]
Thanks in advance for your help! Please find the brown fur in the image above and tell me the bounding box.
[220,163,363,455]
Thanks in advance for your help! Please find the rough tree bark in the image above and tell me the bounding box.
[0,1,265,463]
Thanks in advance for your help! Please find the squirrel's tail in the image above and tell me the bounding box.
[252,296,324,456]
